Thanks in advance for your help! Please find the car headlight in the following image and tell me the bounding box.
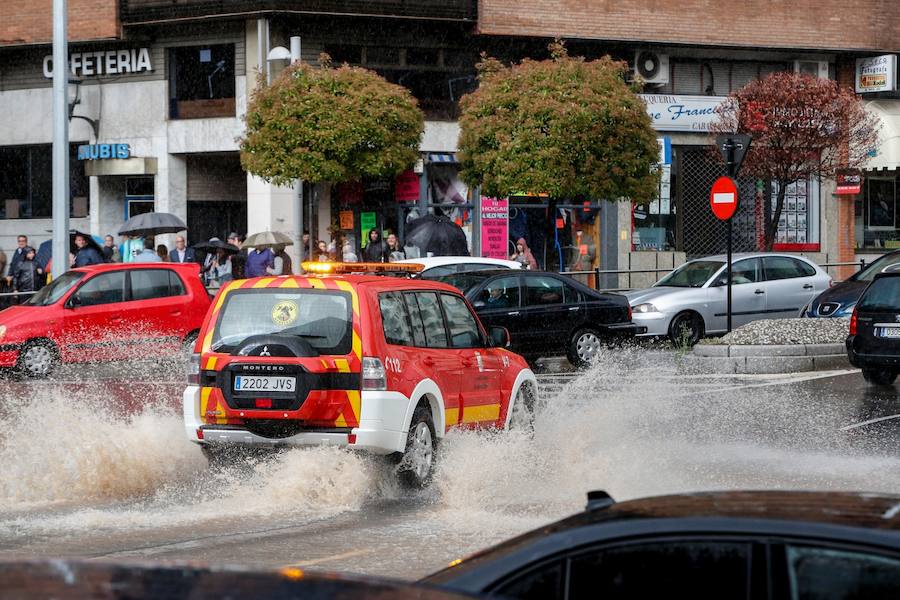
[632,303,659,314]
[837,303,856,317]
[0,325,6,341]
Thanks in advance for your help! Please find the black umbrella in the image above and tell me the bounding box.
[405,214,470,257]
[118,212,186,236]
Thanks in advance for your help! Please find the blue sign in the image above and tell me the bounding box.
[657,137,672,165]
[77,143,130,160]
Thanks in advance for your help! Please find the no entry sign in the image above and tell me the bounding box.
[710,176,739,221]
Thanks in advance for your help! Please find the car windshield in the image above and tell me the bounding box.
[434,273,493,294]
[24,271,85,306]
[857,277,900,312]
[854,252,900,282]
[211,289,353,355]
[655,261,724,288]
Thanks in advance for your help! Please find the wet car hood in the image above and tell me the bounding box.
[0,305,40,326]
[623,287,695,306]
[809,279,868,313]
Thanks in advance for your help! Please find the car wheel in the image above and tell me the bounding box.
[17,340,57,379]
[507,383,536,432]
[668,311,705,346]
[398,406,436,488]
[567,328,604,369]
[183,330,200,351]
[861,369,897,386]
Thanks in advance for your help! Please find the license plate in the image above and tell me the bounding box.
[233,375,296,392]
[878,327,900,338]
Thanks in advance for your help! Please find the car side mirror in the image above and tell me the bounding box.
[489,326,510,348]
[66,294,82,308]
[713,275,728,287]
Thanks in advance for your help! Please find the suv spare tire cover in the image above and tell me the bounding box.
[233,334,319,358]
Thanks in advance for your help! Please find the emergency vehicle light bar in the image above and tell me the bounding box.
[301,261,424,274]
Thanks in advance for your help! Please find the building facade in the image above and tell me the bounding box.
[1,0,900,281]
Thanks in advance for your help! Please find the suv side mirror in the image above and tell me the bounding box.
[489,326,510,348]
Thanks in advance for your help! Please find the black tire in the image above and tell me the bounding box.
[17,340,58,379]
[861,369,897,386]
[183,330,200,351]
[398,405,437,489]
[668,311,705,346]
[567,328,604,369]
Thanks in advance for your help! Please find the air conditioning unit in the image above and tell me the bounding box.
[794,60,829,79]
[634,51,670,85]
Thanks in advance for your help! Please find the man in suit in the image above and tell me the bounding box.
[168,235,196,263]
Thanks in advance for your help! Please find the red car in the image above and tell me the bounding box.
[0,262,211,377]
[184,262,538,487]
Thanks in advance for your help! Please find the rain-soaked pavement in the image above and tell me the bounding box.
[0,351,897,580]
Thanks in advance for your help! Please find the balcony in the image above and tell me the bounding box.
[121,0,476,23]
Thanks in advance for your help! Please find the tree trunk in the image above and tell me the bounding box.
[765,181,788,251]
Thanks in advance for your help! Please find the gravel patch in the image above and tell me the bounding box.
[700,318,850,346]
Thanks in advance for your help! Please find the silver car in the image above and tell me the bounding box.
[624,253,832,344]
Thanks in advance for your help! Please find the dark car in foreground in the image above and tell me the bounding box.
[804,249,900,318]
[423,490,900,600]
[0,560,474,599]
[436,270,642,367]
[847,270,900,385]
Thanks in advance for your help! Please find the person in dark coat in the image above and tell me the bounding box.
[169,235,196,263]
[7,235,28,280]
[73,234,103,267]
[13,246,43,293]
[362,229,387,263]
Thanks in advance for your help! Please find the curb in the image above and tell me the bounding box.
[686,343,850,374]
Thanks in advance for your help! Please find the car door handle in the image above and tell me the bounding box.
[422,356,435,367]
[568,306,580,311]
[507,311,520,316]
[803,284,814,289]
[109,315,123,321]
[170,310,182,316]
[754,289,765,294]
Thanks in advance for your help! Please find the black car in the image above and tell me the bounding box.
[436,270,641,367]
[423,490,900,600]
[804,249,900,318]
[846,270,900,385]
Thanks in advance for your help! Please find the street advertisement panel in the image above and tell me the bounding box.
[855,55,898,93]
[360,212,376,248]
[480,197,509,260]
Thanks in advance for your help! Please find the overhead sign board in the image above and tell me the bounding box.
[855,55,897,93]
[836,169,863,195]
[710,176,739,221]
[43,48,153,79]
[640,94,728,132]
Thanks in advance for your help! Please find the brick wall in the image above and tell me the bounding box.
[1,0,120,46]
[479,0,900,53]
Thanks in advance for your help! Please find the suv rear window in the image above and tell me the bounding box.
[212,289,352,354]
[858,277,900,312]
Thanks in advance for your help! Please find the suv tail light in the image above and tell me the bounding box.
[849,309,858,336]
[188,353,200,384]
[362,357,387,391]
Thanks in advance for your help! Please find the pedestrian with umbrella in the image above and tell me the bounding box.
[73,232,104,267]
[205,239,239,288]
[118,211,186,264]
[404,213,470,257]
[134,239,162,263]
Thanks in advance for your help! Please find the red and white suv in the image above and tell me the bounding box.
[183,263,538,486]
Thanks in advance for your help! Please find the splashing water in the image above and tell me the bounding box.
[0,347,897,545]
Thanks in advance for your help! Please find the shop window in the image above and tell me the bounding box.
[860,178,898,249]
[633,162,675,252]
[0,144,87,219]
[169,44,236,119]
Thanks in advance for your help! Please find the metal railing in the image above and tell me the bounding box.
[561,259,869,292]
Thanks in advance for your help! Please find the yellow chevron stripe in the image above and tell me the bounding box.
[334,280,360,316]
[346,390,361,424]
[252,277,276,289]
[205,355,218,370]
[200,387,212,418]
[462,404,500,423]
[351,331,362,360]
[309,279,326,289]
[201,329,215,352]
[334,358,350,373]
[280,278,299,288]
[445,407,460,427]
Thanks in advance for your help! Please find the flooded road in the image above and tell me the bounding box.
[0,352,897,579]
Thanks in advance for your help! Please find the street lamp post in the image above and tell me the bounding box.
[52,0,69,279]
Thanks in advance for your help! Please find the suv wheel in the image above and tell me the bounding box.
[567,328,603,369]
[17,340,57,378]
[508,384,536,432]
[398,406,436,488]
[861,369,897,386]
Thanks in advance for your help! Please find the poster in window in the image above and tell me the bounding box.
[787,182,797,195]
[787,196,797,212]
[779,215,787,229]
[797,230,807,243]
[797,180,807,195]
[797,198,807,213]
[797,213,807,230]
[787,213,797,228]
[777,230,787,243]
[787,230,797,243]
[868,179,896,229]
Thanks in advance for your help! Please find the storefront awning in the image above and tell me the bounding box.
[427,152,458,164]
[865,100,900,171]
